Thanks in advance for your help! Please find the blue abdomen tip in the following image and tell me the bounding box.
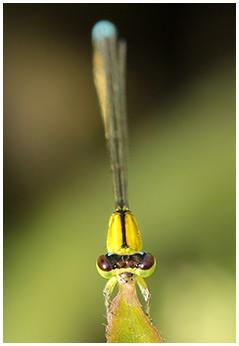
[92,20,116,40]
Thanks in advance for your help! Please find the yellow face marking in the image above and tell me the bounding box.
[106,211,142,254]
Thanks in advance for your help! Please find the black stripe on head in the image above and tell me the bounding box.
[120,210,128,248]
[114,207,131,249]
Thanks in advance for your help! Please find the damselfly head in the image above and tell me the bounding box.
[96,252,156,280]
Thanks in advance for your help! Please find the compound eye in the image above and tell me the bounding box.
[97,255,112,272]
[139,253,155,270]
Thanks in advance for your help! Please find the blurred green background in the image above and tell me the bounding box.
[4,3,235,343]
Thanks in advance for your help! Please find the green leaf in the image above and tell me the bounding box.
[106,280,163,343]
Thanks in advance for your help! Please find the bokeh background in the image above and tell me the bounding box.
[3,3,235,343]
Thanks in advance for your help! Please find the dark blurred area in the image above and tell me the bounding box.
[4,3,235,343]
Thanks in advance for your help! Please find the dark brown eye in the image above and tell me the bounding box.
[139,253,155,270]
[97,255,112,272]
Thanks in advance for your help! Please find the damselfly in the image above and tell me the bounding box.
[92,20,156,316]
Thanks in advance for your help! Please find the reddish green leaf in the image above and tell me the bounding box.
[106,280,163,343]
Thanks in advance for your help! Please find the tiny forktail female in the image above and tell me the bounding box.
[92,20,156,316]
